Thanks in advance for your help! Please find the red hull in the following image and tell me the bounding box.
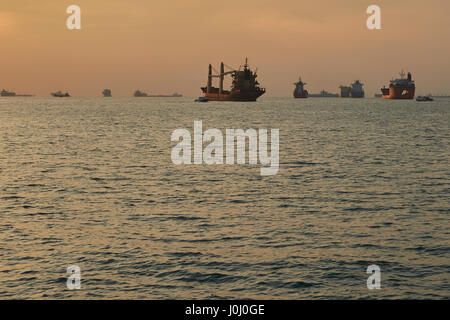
[202,89,265,101]
[381,87,415,99]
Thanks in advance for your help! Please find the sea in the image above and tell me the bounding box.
[0,97,449,299]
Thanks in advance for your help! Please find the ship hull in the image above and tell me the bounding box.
[381,87,415,100]
[293,90,308,98]
[202,88,265,102]
[350,92,365,98]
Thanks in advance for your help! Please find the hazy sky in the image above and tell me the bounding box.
[1,0,449,97]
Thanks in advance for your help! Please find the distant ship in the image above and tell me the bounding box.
[147,93,183,97]
[339,86,351,98]
[339,81,364,98]
[350,80,364,98]
[134,90,182,97]
[134,90,148,97]
[103,89,112,97]
[1,89,16,97]
[1,89,33,97]
[51,91,70,97]
[309,90,339,98]
[293,77,308,98]
[201,58,265,101]
[381,71,415,99]
[195,97,209,102]
[416,95,433,102]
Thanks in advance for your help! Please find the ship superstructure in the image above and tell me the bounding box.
[201,58,265,101]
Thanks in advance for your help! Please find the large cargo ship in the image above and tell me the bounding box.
[293,77,308,98]
[339,80,364,98]
[201,58,265,101]
[350,80,364,98]
[381,71,415,99]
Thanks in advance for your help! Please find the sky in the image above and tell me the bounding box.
[1,0,449,97]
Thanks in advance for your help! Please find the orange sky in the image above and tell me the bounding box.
[1,0,449,97]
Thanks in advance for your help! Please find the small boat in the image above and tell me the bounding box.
[195,97,209,102]
[51,91,70,97]
[416,95,433,102]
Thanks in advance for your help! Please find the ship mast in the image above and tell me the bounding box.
[207,64,212,94]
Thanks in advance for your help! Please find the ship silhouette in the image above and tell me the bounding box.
[201,58,265,101]
[293,77,308,98]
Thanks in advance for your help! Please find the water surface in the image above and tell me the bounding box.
[0,97,449,299]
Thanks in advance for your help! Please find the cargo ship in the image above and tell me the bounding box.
[350,80,364,98]
[51,91,70,97]
[293,77,308,98]
[339,86,351,98]
[1,89,16,97]
[1,89,33,97]
[381,71,415,99]
[103,89,112,97]
[134,90,182,97]
[339,80,364,98]
[147,93,183,97]
[201,58,265,101]
[309,90,339,98]
[134,90,148,97]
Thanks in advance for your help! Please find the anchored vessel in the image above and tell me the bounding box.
[293,77,308,98]
[1,89,16,97]
[309,90,339,98]
[134,90,148,97]
[51,91,70,97]
[1,89,33,97]
[381,71,415,99]
[147,93,183,97]
[201,58,265,101]
[350,80,364,98]
[339,86,351,98]
[339,80,364,98]
[416,95,433,102]
[134,90,182,97]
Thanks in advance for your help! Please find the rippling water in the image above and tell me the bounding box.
[0,97,449,299]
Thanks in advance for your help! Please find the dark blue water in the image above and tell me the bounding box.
[0,97,448,299]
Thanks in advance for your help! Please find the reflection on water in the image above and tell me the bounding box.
[0,97,449,299]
